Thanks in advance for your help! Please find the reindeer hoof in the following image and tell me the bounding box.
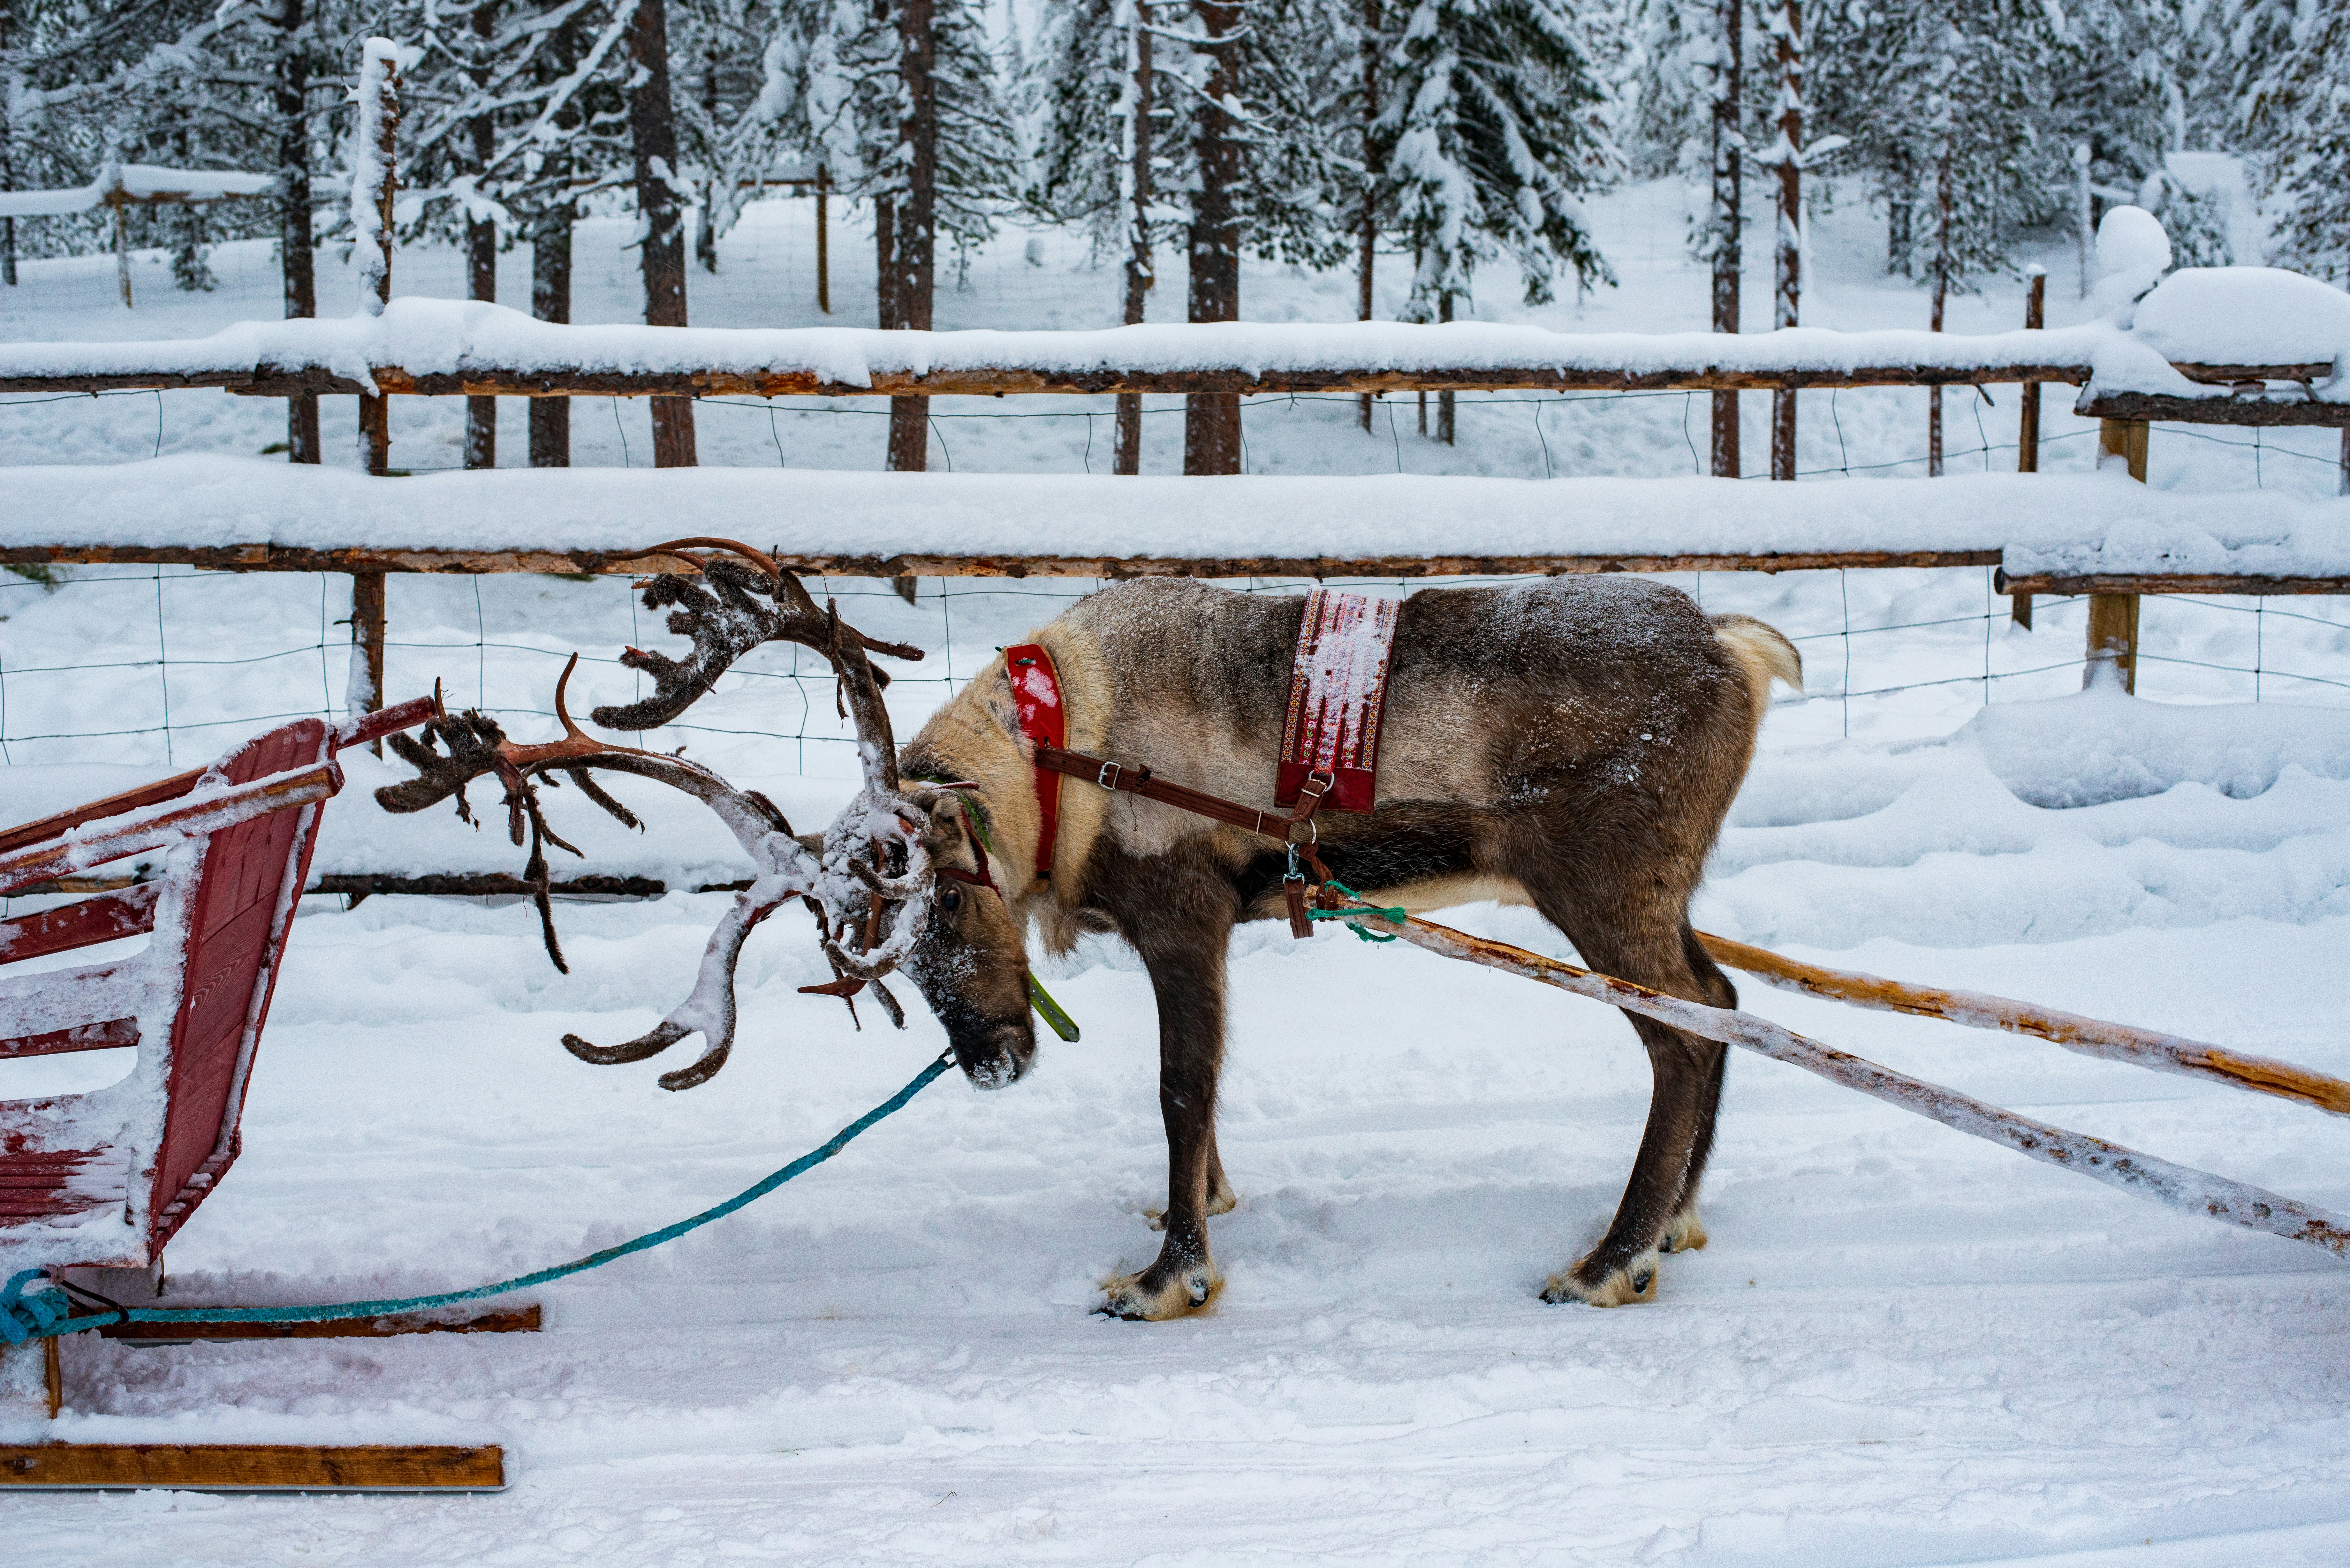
[1541,1248,1662,1308]
[1098,1261,1221,1320]
[1657,1207,1708,1255]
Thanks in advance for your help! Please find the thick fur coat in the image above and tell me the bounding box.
[885,576,1799,1317]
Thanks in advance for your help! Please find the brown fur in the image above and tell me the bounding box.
[881,577,1799,1316]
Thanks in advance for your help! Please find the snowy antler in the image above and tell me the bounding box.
[375,546,933,1089]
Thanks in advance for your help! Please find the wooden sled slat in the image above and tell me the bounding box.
[0,1442,506,1490]
[96,1304,542,1342]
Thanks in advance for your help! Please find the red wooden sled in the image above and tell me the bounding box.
[0,699,518,1491]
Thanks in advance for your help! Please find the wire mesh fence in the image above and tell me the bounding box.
[7,562,2349,785]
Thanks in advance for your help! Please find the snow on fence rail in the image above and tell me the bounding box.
[6,458,2346,586]
[0,295,2334,405]
[0,160,278,312]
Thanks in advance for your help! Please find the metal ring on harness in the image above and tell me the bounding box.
[1097,761,1123,790]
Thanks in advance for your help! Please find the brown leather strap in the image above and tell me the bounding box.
[1034,744,1332,847]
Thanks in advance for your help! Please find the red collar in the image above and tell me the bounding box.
[1004,644,1065,881]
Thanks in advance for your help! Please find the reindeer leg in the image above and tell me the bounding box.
[1657,925,1739,1258]
[1143,1131,1239,1233]
[1525,887,1729,1308]
[1097,857,1236,1320]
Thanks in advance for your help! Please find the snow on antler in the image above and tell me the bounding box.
[375,542,930,1089]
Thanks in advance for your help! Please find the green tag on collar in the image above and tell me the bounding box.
[1026,973,1080,1042]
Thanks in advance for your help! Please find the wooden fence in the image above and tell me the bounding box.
[2,56,2344,711]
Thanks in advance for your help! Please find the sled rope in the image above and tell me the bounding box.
[1,1051,955,1346]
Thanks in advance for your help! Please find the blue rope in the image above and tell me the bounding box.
[1,1052,955,1346]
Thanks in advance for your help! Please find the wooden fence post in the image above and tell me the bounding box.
[351,39,398,742]
[1437,291,1455,446]
[2012,267,2045,628]
[2088,416,2149,692]
[111,194,133,309]
[354,40,398,480]
[349,569,388,752]
[815,164,830,315]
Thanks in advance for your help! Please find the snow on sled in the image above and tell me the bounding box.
[0,700,520,1492]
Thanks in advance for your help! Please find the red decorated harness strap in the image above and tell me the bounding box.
[1277,588,1399,814]
[1005,644,1067,881]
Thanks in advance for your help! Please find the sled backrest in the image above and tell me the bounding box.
[0,700,429,1270]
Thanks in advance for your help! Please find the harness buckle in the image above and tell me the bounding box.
[1096,761,1123,791]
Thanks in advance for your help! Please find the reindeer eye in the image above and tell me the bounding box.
[940,886,963,914]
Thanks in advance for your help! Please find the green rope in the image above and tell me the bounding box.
[1309,881,1406,942]
[1,1052,955,1346]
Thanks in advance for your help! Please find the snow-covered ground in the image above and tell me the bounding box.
[5,181,2350,1564]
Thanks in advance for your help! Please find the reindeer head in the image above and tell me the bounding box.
[832,775,1041,1089]
[376,539,1039,1092]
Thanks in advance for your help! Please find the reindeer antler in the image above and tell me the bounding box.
[590,539,923,803]
[375,542,935,1091]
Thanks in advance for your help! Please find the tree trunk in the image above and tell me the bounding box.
[465,0,498,471]
[1770,0,1801,482]
[1185,0,1244,475]
[273,0,319,462]
[628,0,696,466]
[1356,0,1380,435]
[0,12,14,290]
[887,0,938,473]
[1116,17,1154,476]
[1928,145,1950,477]
[1707,0,1741,478]
[696,63,720,273]
[1887,191,1912,273]
[529,204,573,467]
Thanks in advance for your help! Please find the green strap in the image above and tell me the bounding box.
[1308,880,1407,942]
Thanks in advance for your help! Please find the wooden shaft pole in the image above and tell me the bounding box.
[1332,900,2350,1261]
[2090,416,2149,690]
[1696,931,2350,1116]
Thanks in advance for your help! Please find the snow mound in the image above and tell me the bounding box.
[2130,267,2350,376]
[1961,687,2350,807]
[2092,206,2172,326]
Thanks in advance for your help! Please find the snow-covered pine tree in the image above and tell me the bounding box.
[2232,0,2350,282]
[1025,0,1349,471]
[1027,0,1159,468]
[391,0,512,467]
[1816,0,2056,470]
[1622,0,1749,471]
[1378,0,1618,324]
[1,0,318,272]
[801,0,1014,468]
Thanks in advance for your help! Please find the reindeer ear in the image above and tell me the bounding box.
[980,664,1023,742]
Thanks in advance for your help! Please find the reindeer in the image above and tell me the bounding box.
[383,540,1800,1319]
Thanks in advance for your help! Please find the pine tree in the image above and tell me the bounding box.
[1622,0,1748,471]
[2232,0,2350,283]
[799,0,1014,468]
[1027,0,1160,468]
[1378,0,1618,321]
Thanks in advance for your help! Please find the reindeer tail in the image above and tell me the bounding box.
[1710,614,1803,715]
